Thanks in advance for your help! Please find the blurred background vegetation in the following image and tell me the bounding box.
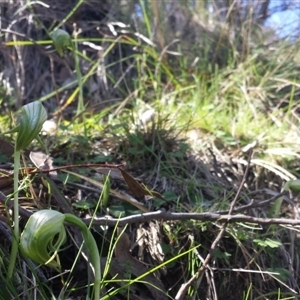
[1,0,300,176]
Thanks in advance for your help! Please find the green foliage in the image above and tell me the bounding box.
[72,199,96,210]
[108,203,144,218]
[266,268,290,282]
[284,179,300,192]
[253,238,282,249]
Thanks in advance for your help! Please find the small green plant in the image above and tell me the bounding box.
[2,99,101,298]
[51,28,85,121]
[4,100,47,279]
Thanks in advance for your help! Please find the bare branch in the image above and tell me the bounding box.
[1,190,299,227]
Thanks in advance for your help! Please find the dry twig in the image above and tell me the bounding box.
[174,151,253,300]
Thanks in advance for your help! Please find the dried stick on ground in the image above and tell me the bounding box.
[1,191,300,227]
[174,151,253,300]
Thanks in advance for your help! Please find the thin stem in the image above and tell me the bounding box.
[72,37,87,136]
[64,214,101,300]
[72,33,85,126]
[8,149,21,278]
[73,46,84,115]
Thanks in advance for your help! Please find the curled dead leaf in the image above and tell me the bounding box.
[118,167,166,200]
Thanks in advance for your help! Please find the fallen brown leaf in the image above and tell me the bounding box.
[118,168,166,200]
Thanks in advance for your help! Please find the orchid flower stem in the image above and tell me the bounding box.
[73,42,83,115]
[64,214,101,299]
[72,40,87,136]
[4,101,47,278]
[8,149,21,278]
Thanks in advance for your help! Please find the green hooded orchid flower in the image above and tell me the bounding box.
[52,29,73,57]
[20,210,101,299]
[20,210,66,271]
[6,101,47,151]
[17,101,47,151]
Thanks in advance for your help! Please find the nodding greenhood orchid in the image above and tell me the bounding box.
[20,210,101,300]
[6,101,47,151]
[51,29,73,57]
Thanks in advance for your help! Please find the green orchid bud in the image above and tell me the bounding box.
[20,210,66,271]
[283,179,300,192]
[52,29,73,57]
[6,101,47,151]
[102,174,110,208]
